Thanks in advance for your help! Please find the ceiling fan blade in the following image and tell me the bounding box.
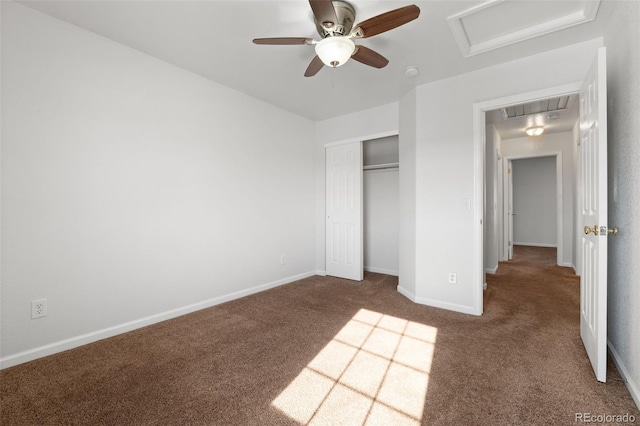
[253,38,313,45]
[309,0,339,29]
[351,45,389,69]
[304,55,324,77]
[354,5,420,38]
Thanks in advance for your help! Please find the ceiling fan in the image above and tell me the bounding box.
[253,0,420,77]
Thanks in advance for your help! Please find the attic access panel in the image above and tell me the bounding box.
[448,0,601,57]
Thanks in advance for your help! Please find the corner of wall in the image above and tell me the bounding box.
[609,341,640,410]
[398,89,417,296]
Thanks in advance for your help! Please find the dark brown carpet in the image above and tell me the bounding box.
[1,246,638,425]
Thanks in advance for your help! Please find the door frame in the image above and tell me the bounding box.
[503,152,564,266]
[472,82,581,315]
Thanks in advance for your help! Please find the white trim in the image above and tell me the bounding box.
[323,130,397,148]
[315,270,327,276]
[364,266,399,276]
[473,106,485,316]
[513,242,558,248]
[397,286,479,316]
[503,158,512,261]
[496,154,505,262]
[473,82,582,318]
[397,285,414,301]
[0,271,317,370]
[476,83,582,112]
[608,341,640,410]
[485,265,498,274]
[448,0,601,57]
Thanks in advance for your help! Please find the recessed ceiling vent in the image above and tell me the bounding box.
[501,96,574,120]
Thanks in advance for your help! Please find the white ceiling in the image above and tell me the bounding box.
[18,0,608,121]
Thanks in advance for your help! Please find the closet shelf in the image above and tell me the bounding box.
[363,162,399,171]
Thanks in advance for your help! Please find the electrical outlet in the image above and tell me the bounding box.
[280,255,286,265]
[31,299,48,319]
[448,273,457,284]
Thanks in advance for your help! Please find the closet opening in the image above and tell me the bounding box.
[363,135,399,277]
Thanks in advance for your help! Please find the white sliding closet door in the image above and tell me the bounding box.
[326,142,363,281]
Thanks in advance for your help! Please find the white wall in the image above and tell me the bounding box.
[500,132,575,266]
[398,91,417,298]
[1,3,316,367]
[600,0,640,409]
[404,39,601,315]
[364,169,399,275]
[511,157,557,247]
[314,103,399,274]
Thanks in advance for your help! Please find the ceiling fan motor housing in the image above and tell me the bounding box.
[315,0,356,37]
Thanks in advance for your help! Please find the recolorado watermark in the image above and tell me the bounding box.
[575,412,636,423]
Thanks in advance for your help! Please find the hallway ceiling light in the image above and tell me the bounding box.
[525,126,544,136]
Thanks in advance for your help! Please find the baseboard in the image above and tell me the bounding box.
[561,262,573,268]
[364,266,399,276]
[397,285,479,316]
[315,270,327,276]
[0,271,317,370]
[485,265,498,274]
[397,285,414,302]
[513,242,557,248]
[608,340,640,410]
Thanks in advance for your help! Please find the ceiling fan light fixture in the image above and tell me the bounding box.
[315,37,355,67]
[525,126,544,136]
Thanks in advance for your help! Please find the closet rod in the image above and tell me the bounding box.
[363,162,400,171]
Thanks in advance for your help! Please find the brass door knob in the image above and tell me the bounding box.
[584,225,599,235]
[584,225,619,236]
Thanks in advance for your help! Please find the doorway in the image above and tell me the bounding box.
[363,135,399,276]
[475,48,609,383]
[481,90,580,282]
[504,154,564,265]
[473,82,582,313]
[511,156,559,253]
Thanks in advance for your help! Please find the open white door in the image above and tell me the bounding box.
[326,142,363,281]
[507,160,514,260]
[580,47,608,382]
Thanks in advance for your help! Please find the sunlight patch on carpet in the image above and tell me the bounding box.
[272,309,437,425]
